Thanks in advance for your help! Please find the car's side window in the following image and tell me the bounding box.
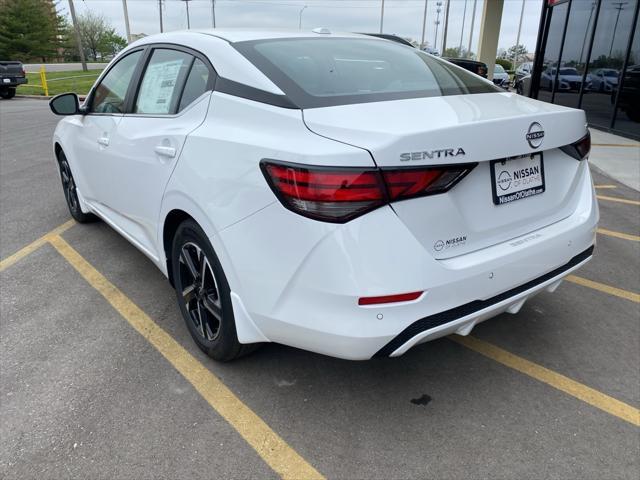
[178,59,211,112]
[90,50,142,114]
[134,49,193,115]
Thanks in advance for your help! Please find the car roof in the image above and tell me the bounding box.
[120,29,394,96]
[194,28,367,42]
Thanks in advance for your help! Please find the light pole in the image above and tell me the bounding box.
[379,0,385,34]
[158,0,163,33]
[513,0,525,69]
[441,0,450,55]
[182,0,191,29]
[434,2,442,53]
[467,0,477,58]
[579,2,596,65]
[459,0,468,56]
[212,0,216,28]
[67,0,87,71]
[298,5,307,30]
[420,0,429,49]
[122,0,131,43]
[609,2,628,57]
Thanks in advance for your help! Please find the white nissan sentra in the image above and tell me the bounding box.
[50,29,598,361]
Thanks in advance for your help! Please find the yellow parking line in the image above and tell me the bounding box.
[597,228,640,242]
[452,335,640,427]
[47,234,324,480]
[597,195,640,206]
[566,275,640,303]
[0,220,75,273]
[594,185,617,189]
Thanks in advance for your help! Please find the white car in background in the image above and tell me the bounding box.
[49,29,598,361]
[591,68,619,92]
[541,67,592,91]
[492,64,510,89]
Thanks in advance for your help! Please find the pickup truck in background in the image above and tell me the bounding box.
[0,61,27,99]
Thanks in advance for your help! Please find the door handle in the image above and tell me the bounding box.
[97,136,109,147]
[154,145,176,158]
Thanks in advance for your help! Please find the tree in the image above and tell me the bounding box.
[443,46,474,59]
[0,0,63,61]
[506,44,528,63]
[65,11,126,61]
[496,58,512,71]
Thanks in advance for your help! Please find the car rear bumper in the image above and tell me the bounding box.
[1,77,27,87]
[218,163,598,360]
[375,245,592,357]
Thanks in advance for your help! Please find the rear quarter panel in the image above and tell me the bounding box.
[159,91,375,290]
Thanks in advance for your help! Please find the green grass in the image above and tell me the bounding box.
[18,69,103,96]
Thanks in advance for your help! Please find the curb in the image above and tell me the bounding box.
[16,95,51,99]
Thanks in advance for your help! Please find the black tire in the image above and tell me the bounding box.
[171,219,258,361]
[0,88,13,99]
[56,150,97,223]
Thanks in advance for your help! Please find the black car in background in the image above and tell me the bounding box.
[0,61,27,99]
[616,64,640,123]
[443,58,488,78]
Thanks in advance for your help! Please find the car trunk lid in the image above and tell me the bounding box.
[303,92,589,259]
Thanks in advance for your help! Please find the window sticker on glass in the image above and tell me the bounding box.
[136,59,185,114]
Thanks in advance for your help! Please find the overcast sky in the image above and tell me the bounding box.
[59,0,543,54]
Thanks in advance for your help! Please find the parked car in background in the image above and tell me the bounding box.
[362,33,440,55]
[422,46,440,56]
[591,68,619,92]
[540,67,592,91]
[443,57,488,77]
[514,74,531,96]
[0,61,27,99]
[492,64,510,89]
[514,62,533,83]
[616,64,640,122]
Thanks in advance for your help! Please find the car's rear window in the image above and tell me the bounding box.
[233,38,499,108]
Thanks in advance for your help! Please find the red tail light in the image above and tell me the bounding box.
[382,166,474,201]
[560,132,591,161]
[261,162,386,222]
[261,160,476,223]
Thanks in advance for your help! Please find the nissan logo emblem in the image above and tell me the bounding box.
[526,122,544,149]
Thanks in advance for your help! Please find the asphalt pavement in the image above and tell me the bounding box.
[1,98,639,479]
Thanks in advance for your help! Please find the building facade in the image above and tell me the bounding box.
[530,0,639,139]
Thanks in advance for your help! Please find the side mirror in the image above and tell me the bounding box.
[49,93,83,115]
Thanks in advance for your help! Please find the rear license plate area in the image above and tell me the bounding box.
[490,153,545,205]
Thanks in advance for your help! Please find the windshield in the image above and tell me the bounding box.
[604,70,618,77]
[494,64,505,73]
[559,68,579,75]
[233,38,499,108]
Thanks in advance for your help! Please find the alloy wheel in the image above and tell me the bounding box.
[59,159,79,212]
[178,242,223,341]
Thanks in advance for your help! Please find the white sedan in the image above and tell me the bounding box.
[49,29,598,361]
